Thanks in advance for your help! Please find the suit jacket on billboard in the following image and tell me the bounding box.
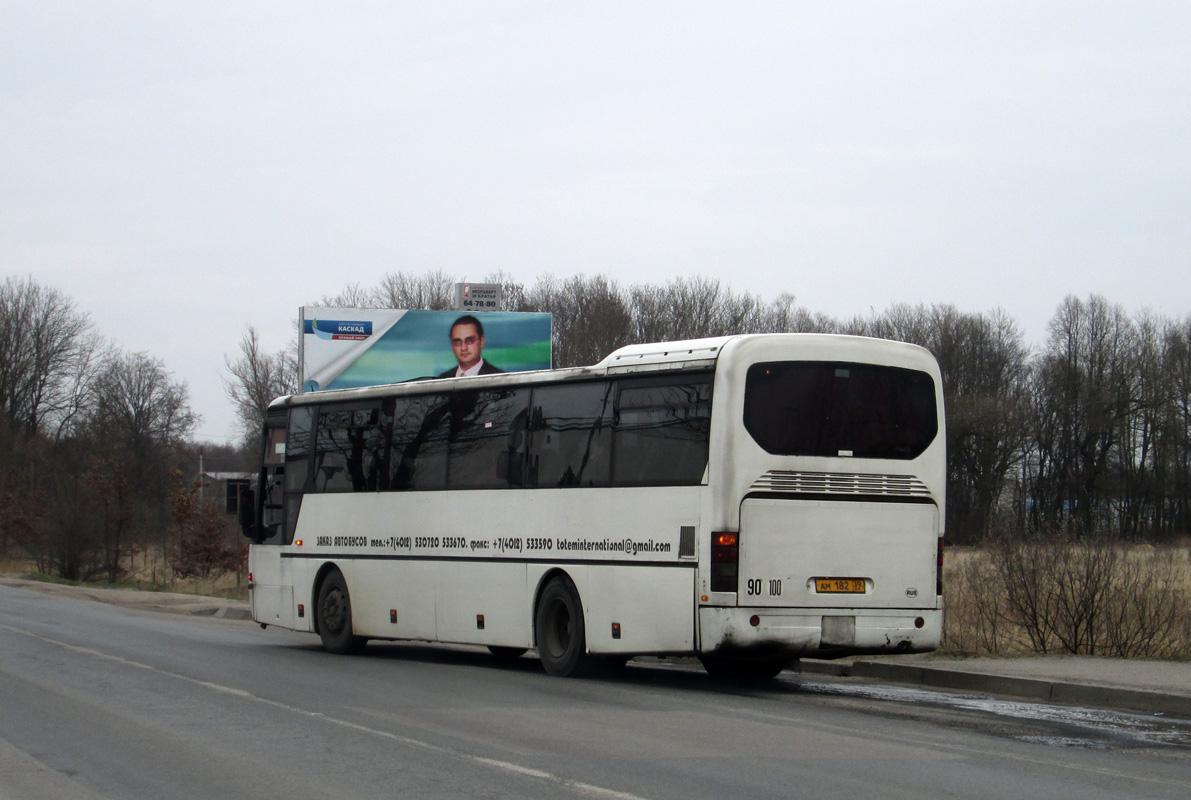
[437,360,505,379]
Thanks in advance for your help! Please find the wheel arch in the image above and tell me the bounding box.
[310,561,346,635]
[531,567,576,648]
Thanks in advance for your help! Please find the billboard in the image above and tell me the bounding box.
[299,308,552,392]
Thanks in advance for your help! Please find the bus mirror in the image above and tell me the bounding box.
[238,489,256,539]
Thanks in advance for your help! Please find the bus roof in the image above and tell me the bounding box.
[269,332,936,411]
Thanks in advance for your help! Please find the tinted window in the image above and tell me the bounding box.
[284,406,314,493]
[283,406,315,543]
[531,381,613,488]
[448,388,530,489]
[744,361,937,459]
[314,405,387,492]
[390,394,450,490]
[613,374,712,485]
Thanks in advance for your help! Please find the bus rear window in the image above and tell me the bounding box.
[743,361,937,459]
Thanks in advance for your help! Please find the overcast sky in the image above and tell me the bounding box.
[4,2,1189,443]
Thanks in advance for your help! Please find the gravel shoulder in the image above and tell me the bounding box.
[0,574,252,620]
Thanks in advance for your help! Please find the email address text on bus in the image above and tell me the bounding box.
[314,535,673,557]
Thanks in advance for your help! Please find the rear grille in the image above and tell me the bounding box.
[750,471,932,499]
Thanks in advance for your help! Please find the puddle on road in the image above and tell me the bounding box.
[792,677,1191,750]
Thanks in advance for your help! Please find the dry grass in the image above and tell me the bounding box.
[944,543,1191,659]
[1,548,248,601]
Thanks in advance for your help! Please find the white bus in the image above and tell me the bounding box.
[240,333,945,679]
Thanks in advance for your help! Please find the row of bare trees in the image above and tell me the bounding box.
[261,270,1191,544]
[8,267,1190,588]
[0,275,228,582]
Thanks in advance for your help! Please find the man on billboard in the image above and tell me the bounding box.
[439,315,505,378]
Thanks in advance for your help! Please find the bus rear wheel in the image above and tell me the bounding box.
[535,576,596,677]
[317,570,367,655]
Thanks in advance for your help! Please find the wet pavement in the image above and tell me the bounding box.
[792,674,1191,750]
[800,652,1191,719]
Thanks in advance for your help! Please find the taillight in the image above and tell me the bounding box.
[936,538,944,597]
[710,531,739,593]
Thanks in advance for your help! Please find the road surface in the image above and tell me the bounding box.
[2,583,1190,799]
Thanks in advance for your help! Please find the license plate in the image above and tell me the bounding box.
[815,578,866,593]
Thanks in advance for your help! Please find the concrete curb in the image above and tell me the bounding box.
[799,658,1191,718]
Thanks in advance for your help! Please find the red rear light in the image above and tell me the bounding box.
[710,530,739,593]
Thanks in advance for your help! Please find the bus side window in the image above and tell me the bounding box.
[283,406,314,544]
[612,374,712,486]
[448,388,530,490]
[529,381,613,488]
[259,422,288,544]
[390,394,450,491]
[314,405,383,493]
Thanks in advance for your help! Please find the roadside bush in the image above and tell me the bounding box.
[942,547,1009,654]
[168,470,245,582]
[1101,547,1191,658]
[944,529,1191,659]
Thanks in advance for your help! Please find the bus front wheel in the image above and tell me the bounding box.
[316,570,367,655]
[535,576,596,677]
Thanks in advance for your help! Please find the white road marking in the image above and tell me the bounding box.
[1,622,652,800]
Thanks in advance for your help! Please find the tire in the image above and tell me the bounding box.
[316,570,367,655]
[488,646,528,659]
[535,576,597,677]
[698,654,790,682]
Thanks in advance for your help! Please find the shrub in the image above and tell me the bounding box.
[943,528,1191,659]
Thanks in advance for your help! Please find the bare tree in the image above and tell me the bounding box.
[941,308,1031,542]
[525,274,633,367]
[223,326,299,450]
[482,270,529,312]
[374,269,456,310]
[0,276,101,438]
[1161,315,1191,538]
[88,351,199,499]
[317,281,376,308]
[630,276,728,342]
[1025,295,1138,533]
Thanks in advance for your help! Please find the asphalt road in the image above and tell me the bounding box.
[3,583,1191,800]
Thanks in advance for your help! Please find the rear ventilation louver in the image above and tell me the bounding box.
[750,471,932,499]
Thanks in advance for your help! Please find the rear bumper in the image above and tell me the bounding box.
[698,604,943,658]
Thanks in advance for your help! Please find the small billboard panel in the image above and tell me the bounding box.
[299,308,552,392]
[453,282,502,311]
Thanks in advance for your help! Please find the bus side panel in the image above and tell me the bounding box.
[579,566,696,655]
[289,556,313,632]
[249,546,295,629]
[350,558,437,640]
[437,562,530,647]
